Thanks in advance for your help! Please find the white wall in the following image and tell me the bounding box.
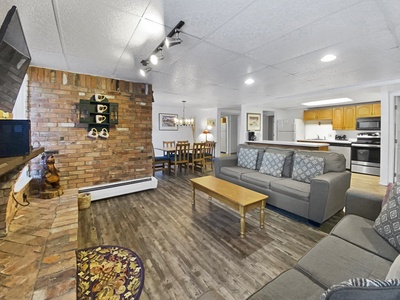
[152,104,217,155]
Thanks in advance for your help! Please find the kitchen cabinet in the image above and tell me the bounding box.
[332,106,356,130]
[355,103,381,117]
[303,108,332,120]
[372,103,381,116]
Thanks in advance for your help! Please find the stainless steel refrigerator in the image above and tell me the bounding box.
[276,119,305,141]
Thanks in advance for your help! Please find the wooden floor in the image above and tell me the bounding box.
[78,171,385,300]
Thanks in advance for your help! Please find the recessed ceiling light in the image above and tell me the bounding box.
[302,98,353,106]
[321,54,337,62]
[245,78,254,85]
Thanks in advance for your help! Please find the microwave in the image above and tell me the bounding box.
[356,117,381,131]
[0,119,31,158]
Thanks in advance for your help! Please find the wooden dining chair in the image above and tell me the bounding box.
[152,144,170,175]
[190,142,205,173]
[177,140,189,144]
[170,143,190,176]
[204,141,216,170]
[163,141,175,157]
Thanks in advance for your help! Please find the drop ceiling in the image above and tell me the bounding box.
[2,0,400,110]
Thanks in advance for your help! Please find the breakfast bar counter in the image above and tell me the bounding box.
[246,140,329,151]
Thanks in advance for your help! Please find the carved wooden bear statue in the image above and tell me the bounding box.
[41,154,61,191]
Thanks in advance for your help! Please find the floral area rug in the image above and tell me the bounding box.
[76,245,144,299]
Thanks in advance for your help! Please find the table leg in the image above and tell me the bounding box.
[192,187,196,205]
[239,206,245,238]
[260,199,265,229]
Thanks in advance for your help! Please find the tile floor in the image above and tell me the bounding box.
[0,189,78,300]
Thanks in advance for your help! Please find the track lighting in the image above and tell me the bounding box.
[165,30,182,48]
[138,21,185,76]
[140,66,151,77]
[150,47,164,65]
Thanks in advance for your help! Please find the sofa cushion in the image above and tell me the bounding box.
[237,147,259,170]
[237,144,265,169]
[264,148,294,178]
[331,215,399,262]
[292,154,325,183]
[270,178,310,202]
[320,278,400,300]
[220,166,256,180]
[386,255,400,280]
[259,152,286,177]
[296,150,346,173]
[242,172,282,189]
[296,236,392,288]
[374,183,400,252]
[248,269,325,300]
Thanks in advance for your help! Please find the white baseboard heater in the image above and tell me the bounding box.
[79,177,158,201]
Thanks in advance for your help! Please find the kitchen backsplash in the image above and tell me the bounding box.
[304,120,357,140]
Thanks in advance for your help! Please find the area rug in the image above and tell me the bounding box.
[76,245,144,299]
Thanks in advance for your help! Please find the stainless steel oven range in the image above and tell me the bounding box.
[351,132,380,176]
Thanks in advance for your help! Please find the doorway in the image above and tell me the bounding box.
[263,111,275,140]
[219,114,239,155]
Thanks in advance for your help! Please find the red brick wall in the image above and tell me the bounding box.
[28,67,153,189]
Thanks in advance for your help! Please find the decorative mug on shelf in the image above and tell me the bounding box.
[94,94,106,102]
[88,128,98,139]
[95,115,107,123]
[97,104,108,113]
[99,128,109,139]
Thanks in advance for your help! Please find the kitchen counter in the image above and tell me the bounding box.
[246,140,329,151]
[298,139,353,145]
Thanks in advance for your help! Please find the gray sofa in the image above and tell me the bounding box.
[199,189,400,300]
[214,144,351,224]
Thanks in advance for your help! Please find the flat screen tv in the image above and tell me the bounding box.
[0,5,31,113]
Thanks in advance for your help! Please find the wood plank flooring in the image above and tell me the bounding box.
[78,172,385,300]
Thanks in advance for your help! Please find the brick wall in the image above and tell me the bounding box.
[28,67,153,189]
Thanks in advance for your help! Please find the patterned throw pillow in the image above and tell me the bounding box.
[237,148,259,170]
[374,182,400,251]
[320,278,400,300]
[259,152,286,177]
[291,154,325,183]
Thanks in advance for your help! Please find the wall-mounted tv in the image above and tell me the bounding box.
[0,5,31,113]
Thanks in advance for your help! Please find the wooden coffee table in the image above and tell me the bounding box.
[190,176,268,238]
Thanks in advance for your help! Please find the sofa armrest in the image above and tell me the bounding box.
[214,155,237,178]
[345,188,383,221]
[308,171,351,224]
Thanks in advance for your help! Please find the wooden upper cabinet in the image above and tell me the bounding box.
[332,107,344,130]
[356,104,372,118]
[303,108,332,120]
[356,102,381,117]
[343,106,356,130]
[317,108,333,120]
[332,106,356,130]
[303,110,317,120]
[372,103,381,116]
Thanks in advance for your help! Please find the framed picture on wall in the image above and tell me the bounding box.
[247,113,261,131]
[159,113,178,131]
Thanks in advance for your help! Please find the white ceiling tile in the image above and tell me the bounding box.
[144,0,252,39]
[3,0,400,110]
[205,0,362,54]
[0,0,62,53]
[55,0,141,61]
[29,49,68,70]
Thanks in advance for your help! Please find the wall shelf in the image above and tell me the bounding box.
[79,98,118,133]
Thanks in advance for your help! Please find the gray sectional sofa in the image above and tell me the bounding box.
[214,144,351,224]
[198,189,400,300]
